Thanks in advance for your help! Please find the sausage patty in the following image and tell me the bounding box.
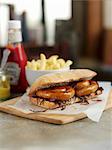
[36,86,75,101]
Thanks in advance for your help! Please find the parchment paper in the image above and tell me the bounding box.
[8,82,111,122]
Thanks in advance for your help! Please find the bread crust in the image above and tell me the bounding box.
[29,69,97,95]
[30,97,59,109]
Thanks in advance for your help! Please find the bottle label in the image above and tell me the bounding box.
[8,30,22,43]
[4,62,21,85]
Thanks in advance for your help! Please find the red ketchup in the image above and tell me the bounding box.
[5,20,28,93]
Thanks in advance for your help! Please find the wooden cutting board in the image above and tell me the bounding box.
[0,90,112,125]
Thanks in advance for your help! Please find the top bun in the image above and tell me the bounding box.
[29,69,97,95]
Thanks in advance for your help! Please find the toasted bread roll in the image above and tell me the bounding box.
[30,97,59,109]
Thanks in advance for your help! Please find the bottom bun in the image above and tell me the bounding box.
[30,97,59,109]
[30,97,77,110]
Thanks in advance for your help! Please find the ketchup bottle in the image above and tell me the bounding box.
[5,20,28,93]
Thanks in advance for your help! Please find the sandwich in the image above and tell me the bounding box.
[28,69,103,110]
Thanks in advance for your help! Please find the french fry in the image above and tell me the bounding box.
[40,53,46,70]
[49,55,59,61]
[48,55,58,66]
[31,60,37,70]
[52,63,60,70]
[26,54,73,70]
[26,61,32,69]
[40,53,46,60]
[57,59,65,67]
[65,60,73,67]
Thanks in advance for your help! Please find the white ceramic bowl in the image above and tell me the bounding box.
[25,67,70,86]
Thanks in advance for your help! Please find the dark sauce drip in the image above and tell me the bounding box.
[69,81,78,88]
[79,97,89,105]
[96,99,102,101]
[61,105,66,110]
[92,99,102,102]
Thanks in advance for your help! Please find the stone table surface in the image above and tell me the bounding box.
[0,109,112,150]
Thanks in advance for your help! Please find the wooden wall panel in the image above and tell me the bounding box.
[86,0,103,58]
[103,30,112,65]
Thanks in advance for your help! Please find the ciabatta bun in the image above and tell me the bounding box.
[30,96,77,109]
[29,69,97,95]
[30,97,59,109]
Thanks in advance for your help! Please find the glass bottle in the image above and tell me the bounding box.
[0,69,10,101]
[4,20,28,93]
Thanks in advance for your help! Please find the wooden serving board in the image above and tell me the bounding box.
[0,90,112,125]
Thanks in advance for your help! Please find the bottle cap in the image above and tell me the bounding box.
[8,20,21,29]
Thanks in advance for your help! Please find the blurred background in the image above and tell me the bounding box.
[0,0,112,81]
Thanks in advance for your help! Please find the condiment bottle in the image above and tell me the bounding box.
[0,69,10,101]
[4,20,28,93]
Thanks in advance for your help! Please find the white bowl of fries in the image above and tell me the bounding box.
[26,54,73,85]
